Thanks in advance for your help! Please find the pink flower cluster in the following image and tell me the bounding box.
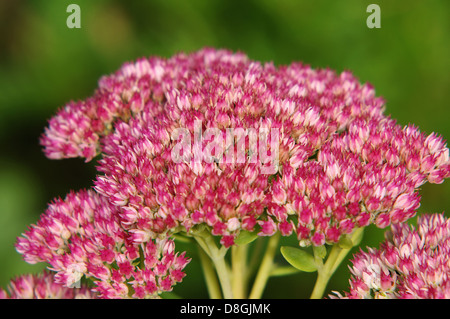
[0,271,95,299]
[16,190,190,298]
[333,213,450,299]
[38,48,449,249]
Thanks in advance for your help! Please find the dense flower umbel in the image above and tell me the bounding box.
[0,271,95,299]
[333,213,450,299]
[40,48,450,248]
[15,190,190,299]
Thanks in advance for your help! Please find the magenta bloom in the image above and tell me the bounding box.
[333,213,450,299]
[38,48,449,249]
[0,271,95,299]
[16,190,190,298]
[15,48,450,299]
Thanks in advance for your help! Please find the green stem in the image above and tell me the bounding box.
[310,244,342,299]
[270,266,301,277]
[232,244,248,298]
[247,237,265,278]
[198,247,222,299]
[248,232,280,299]
[310,227,364,299]
[194,232,233,299]
[329,227,364,275]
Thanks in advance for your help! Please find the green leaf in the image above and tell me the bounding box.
[235,230,259,245]
[338,234,353,249]
[280,246,318,272]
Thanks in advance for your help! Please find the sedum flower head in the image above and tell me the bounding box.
[16,190,190,299]
[333,213,450,299]
[38,48,449,248]
[0,271,95,299]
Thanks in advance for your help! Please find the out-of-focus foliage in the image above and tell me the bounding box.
[0,0,449,298]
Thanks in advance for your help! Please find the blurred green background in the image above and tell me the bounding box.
[0,0,449,298]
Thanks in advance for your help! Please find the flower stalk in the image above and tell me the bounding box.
[193,231,233,299]
[249,232,281,299]
[198,247,222,299]
[232,244,249,298]
[310,227,364,299]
